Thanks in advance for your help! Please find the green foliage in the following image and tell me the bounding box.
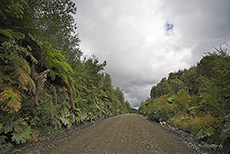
[0,40,37,96]
[0,29,25,41]
[171,114,215,136]
[1,118,24,134]
[0,0,29,28]
[139,95,173,122]
[150,77,169,98]
[0,0,130,152]
[168,78,185,94]
[197,127,215,140]
[12,124,32,144]
[0,39,36,65]
[42,46,73,80]
[58,106,73,129]
[29,0,80,59]
[139,47,230,145]
[0,117,32,144]
[173,89,190,113]
[31,93,57,127]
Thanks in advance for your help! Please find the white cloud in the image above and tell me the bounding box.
[74,0,230,108]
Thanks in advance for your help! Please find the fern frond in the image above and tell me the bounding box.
[1,118,24,134]
[0,29,25,40]
[23,49,38,64]
[0,10,6,20]
[11,64,36,94]
[51,85,58,105]
[0,87,21,113]
[69,78,76,109]
[36,70,49,91]
[14,57,31,74]
[59,116,70,126]
[12,124,32,144]
[65,77,76,109]
[34,70,49,105]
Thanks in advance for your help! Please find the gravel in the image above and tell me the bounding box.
[13,114,222,154]
[152,120,223,154]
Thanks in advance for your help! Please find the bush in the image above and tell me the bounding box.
[171,114,215,135]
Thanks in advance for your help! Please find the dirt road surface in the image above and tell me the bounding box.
[43,114,194,154]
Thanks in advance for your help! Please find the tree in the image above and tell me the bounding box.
[139,46,230,146]
[0,1,130,152]
[150,77,169,98]
[28,0,80,59]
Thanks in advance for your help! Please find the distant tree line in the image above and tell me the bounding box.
[0,0,130,153]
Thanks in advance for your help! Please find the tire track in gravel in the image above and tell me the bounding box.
[43,114,194,154]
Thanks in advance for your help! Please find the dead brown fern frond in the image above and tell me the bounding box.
[34,70,49,106]
[0,87,21,113]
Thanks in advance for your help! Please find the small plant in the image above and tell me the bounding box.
[196,127,215,140]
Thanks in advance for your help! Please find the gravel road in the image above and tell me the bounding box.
[43,114,194,154]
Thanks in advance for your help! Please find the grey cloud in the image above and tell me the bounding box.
[74,0,230,108]
[162,0,230,61]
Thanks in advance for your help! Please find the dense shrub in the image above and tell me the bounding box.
[138,48,230,148]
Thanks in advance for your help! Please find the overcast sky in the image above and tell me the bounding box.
[73,0,230,108]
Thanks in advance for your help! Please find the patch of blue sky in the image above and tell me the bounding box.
[165,22,174,35]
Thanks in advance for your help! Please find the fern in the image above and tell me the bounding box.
[12,124,32,144]
[66,77,76,109]
[1,40,37,94]
[196,127,215,139]
[26,36,76,109]
[40,44,73,80]
[51,85,58,105]
[59,116,70,126]
[0,29,25,40]
[0,40,20,64]
[1,40,37,65]
[10,59,36,94]
[57,106,73,129]
[69,113,76,124]
[0,87,21,113]
[1,118,24,134]
[34,70,49,106]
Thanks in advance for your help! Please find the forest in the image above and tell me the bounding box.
[137,45,230,151]
[1,0,230,153]
[0,0,130,153]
